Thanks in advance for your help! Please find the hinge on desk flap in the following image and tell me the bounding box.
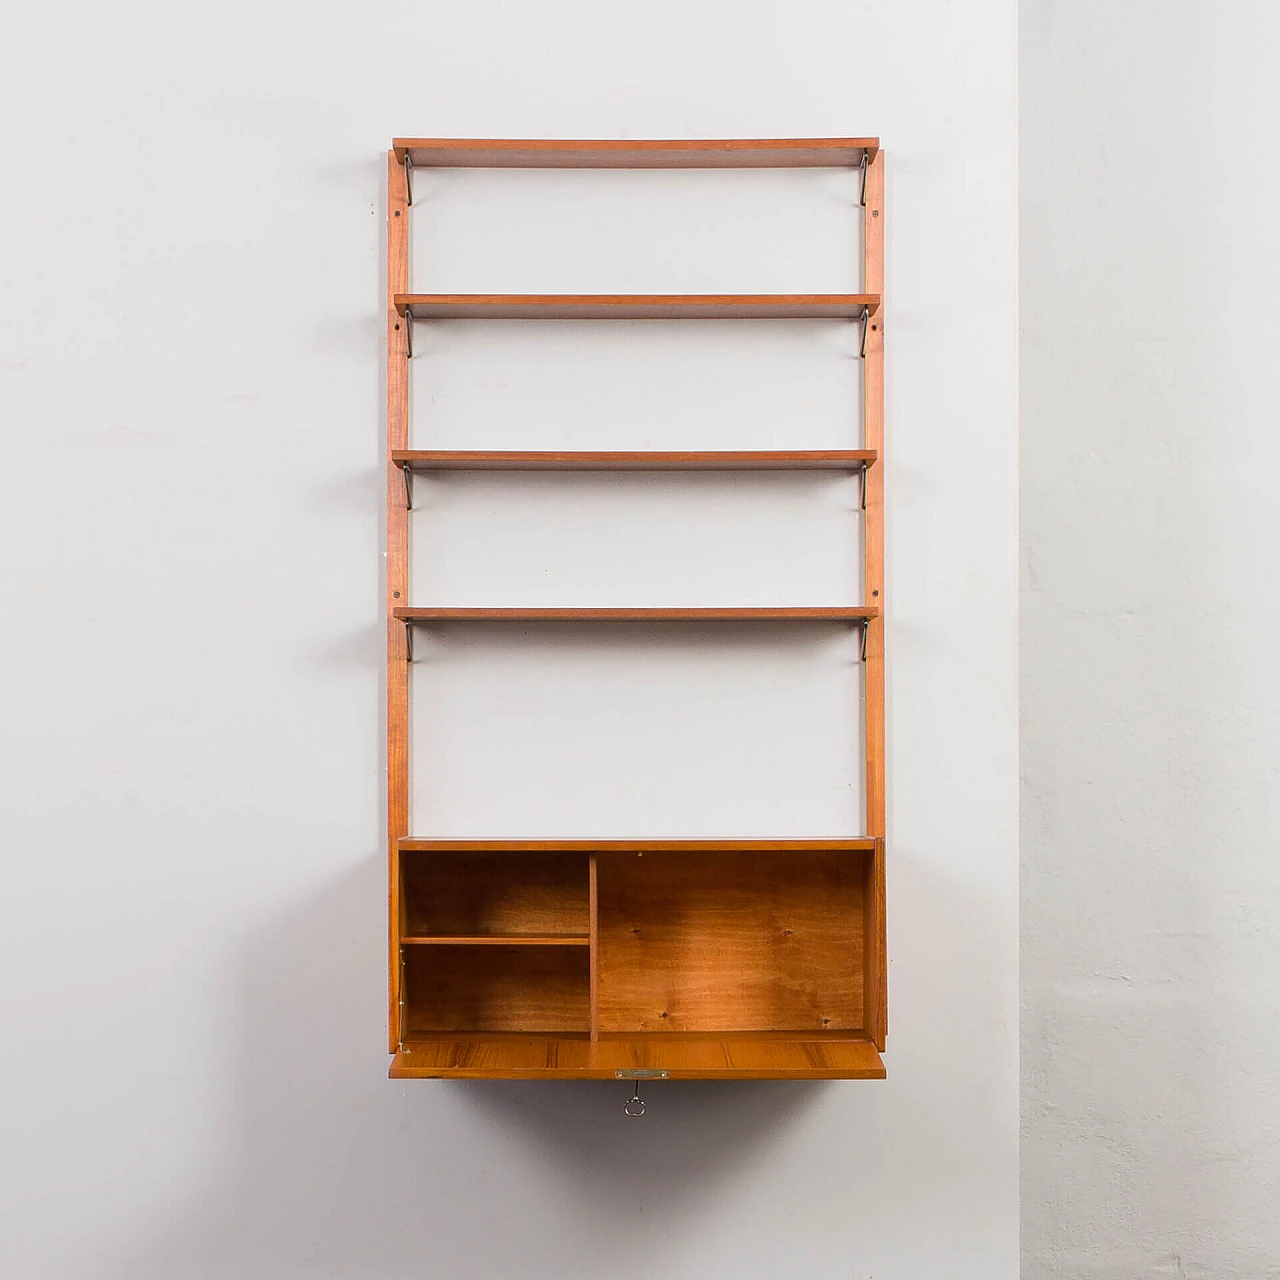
[398,950,408,1052]
[615,1068,668,1079]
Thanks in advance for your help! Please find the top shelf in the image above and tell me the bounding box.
[393,137,879,169]
[396,294,879,321]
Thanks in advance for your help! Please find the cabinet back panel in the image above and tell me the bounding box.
[596,851,866,1032]
[402,851,589,936]
[405,945,590,1032]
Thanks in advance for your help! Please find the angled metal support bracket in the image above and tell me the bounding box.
[859,150,869,207]
[402,462,413,510]
[859,619,869,663]
[860,306,870,359]
[403,307,413,358]
[404,619,414,663]
[859,463,868,512]
[403,151,414,206]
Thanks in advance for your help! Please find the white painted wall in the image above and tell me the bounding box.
[0,3,1017,1276]
[1021,2,1280,1275]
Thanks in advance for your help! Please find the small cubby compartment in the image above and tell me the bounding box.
[403,944,591,1034]
[596,848,871,1034]
[401,849,589,940]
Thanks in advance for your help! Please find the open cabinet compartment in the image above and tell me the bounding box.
[595,848,867,1034]
[401,849,590,941]
[392,843,884,1079]
[398,850,593,1035]
[402,945,592,1034]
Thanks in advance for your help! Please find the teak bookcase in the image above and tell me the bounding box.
[386,138,886,1081]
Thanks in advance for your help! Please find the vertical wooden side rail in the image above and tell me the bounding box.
[862,149,887,1051]
[387,152,411,1051]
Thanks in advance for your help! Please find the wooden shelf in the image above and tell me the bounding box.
[396,294,879,321]
[390,1031,885,1080]
[402,935,590,947]
[393,449,876,472]
[393,137,879,169]
[399,838,878,853]
[394,606,878,624]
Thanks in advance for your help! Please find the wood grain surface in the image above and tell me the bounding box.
[595,850,867,1033]
[393,137,879,169]
[404,945,590,1033]
[386,151,410,1051]
[394,606,878,623]
[862,148,888,1052]
[390,1032,885,1079]
[401,850,589,937]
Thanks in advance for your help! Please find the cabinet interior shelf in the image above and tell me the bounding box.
[395,294,879,321]
[402,934,591,947]
[393,137,879,169]
[394,606,879,624]
[393,449,877,472]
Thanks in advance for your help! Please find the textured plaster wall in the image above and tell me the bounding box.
[1021,2,1280,1275]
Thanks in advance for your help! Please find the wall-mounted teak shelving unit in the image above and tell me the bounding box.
[385,137,886,1082]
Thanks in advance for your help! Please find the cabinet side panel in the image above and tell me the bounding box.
[589,853,600,1042]
[862,837,887,1050]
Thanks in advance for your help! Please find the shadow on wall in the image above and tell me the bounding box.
[109,857,828,1279]
[108,847,1010,1277]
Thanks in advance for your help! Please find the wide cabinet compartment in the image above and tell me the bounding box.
[392,841,885,1080]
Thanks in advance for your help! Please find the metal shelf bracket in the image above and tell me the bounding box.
[404,619,414,663]
[860,151,869,206]
[402,462,413,510]
[404,151,414,205]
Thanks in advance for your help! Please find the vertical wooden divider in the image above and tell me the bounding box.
[387,152,411,1052]
[862,150,887,1051]
[588,854,600,1041]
